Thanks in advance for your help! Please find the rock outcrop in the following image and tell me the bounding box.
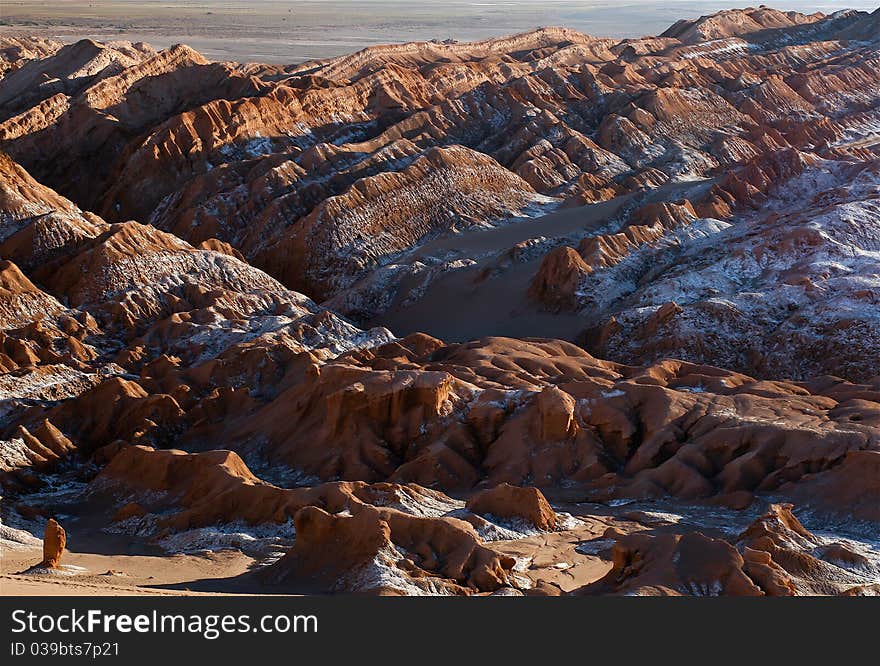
[41,518,65,568]
[581,504,878,596]
[467,484,557,531]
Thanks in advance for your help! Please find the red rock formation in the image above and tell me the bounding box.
[0,39,155,120]
[20,330,873,515]
[580,503,875,596]
[253,145,540,299]
[661,7,824,44]
[1,11,873,323]
[90,445,516,594]
[0,37,62,76]
[786,451,880,523]
[264,505,515,594]
[41,518,65,568]
[580,527,764,596]
[466,483,557,531]
[528,247,592,311]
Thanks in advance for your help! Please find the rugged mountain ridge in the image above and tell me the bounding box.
[1,9,878,350]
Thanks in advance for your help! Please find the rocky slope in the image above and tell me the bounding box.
[1,8,877,335]
[2,7,879,596]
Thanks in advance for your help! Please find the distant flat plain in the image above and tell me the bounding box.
[1,1,877,64]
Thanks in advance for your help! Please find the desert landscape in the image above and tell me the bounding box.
[1,4,880,597]
[3,1,878,62]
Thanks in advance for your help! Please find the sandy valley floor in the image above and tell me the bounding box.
[1,542,257,596]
